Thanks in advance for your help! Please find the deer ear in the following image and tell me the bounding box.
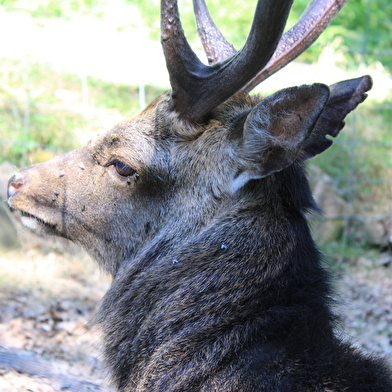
[301,75,372,160]
[232,84,329,192]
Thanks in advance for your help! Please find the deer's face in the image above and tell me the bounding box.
[6,95,245,272]
[7,100,170,272]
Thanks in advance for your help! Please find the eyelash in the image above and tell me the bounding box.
[110,159,136,178]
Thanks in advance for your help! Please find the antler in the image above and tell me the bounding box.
[242,0,348,92]
[161,0,293,123]
[192,0,236,65]
[192,0,348,92]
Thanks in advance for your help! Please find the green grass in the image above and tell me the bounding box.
[88,76,165,118]
[0,58,166,166]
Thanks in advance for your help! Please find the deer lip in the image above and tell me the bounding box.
[20,210,57,231]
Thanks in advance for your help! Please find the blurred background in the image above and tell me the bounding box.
[0,0,391,390]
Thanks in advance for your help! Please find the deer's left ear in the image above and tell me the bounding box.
[232,84,329,192]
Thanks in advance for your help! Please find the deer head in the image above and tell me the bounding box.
[7,0,371,275]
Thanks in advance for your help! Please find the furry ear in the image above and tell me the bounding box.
[300,75,372,160]
[232,83,330,192]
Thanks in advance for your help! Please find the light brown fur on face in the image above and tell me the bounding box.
[7,99,172,274]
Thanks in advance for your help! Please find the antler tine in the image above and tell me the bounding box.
[161,0,293,123]
[161,0,204,115]
[192,0,236,65]
[241,0,348,93]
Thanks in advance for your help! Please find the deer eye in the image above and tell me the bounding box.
[112,160,136,177]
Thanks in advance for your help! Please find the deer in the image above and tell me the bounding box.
[7,0,392,390]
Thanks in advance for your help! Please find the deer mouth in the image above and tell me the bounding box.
[19,210,58,234]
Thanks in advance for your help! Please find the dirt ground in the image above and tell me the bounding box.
[0,244,391,392]
[0,245,111,392]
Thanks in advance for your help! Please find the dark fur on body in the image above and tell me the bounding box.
[95,93,391,391]
[98,160,391,391]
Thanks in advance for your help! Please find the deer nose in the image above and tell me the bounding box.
[8,173,25,198]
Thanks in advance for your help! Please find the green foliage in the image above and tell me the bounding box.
[0,59,83,165]
[339,0,392,69]
[0,100,84,166]
[0,58,166,166]
[88,77,165,119]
